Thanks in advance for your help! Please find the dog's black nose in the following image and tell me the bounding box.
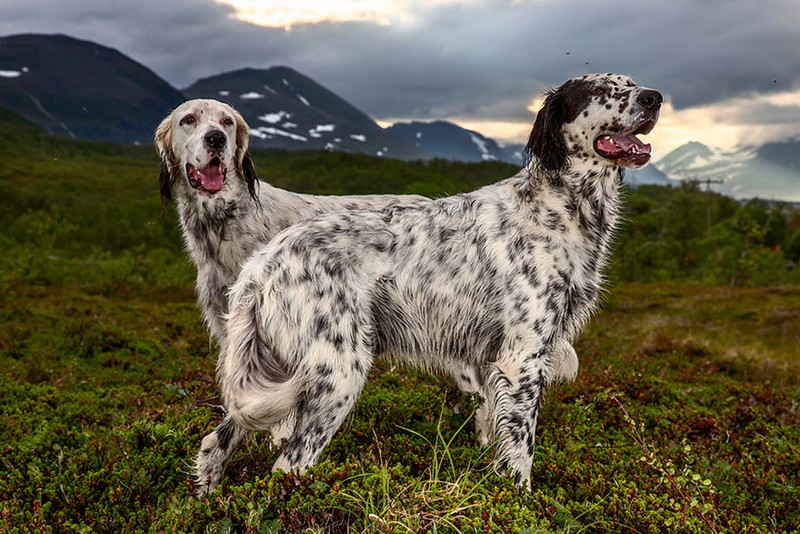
[638,90,663,111]
[204,129,226,151]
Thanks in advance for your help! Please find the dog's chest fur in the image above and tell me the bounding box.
[379,169,619,361]
[177,191,265,340]
[175,182,310,341]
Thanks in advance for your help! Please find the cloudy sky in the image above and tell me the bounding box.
[3,0,800,157]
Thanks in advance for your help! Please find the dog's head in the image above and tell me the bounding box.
[155,99,258,213]
[524,73,661,173]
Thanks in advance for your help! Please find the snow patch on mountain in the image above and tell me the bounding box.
[469,133,497,161]
[1,69,23,78]
[259,111,292,124]
[251,126,307,142]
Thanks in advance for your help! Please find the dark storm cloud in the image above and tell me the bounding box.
[1,0,798,126]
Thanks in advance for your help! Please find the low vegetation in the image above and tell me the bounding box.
[1,121,798,532]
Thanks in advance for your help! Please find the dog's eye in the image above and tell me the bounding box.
[590,86,606,96]
[221,116,235,127]
[180,114,196,126]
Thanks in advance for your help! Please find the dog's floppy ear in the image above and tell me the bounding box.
[523,81,574,172]
[155,113,176,217]
[158,161,175,219]
[241,153,258,200]
[232,107,259,201]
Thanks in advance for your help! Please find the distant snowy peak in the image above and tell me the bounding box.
[387,120,515,163]
[657,140,800,202]
[657,141,756,182]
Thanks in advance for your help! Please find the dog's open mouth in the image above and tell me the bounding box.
[186,157,227,193]
[594,118,656,168]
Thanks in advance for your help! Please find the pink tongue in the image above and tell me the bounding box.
[597,134,651,155]
[199,165,225,192]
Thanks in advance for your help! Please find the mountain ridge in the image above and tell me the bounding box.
[656,140,799,202]
[387,120,516,163]
[2,33,799,201]
[0,33,184,144]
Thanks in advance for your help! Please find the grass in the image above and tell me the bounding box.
[1,280,798,533]
[0,116,798,531]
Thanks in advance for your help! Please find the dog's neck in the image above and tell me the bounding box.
[176,181,254,246]
[172,174,271,342]
[568,161,623,236]
[524,158,623,266]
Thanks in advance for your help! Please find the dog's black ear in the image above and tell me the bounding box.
[231,106,259,201]
[242,152,258,201]
[159,160,174,220]
[523,84,571,172]
[155,113,176,219]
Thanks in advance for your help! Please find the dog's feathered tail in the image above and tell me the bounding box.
[220,284,300,431]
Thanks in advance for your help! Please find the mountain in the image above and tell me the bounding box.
[657,141,757,184]
[182,67,427,160]
[624,164,673,187]
[387,120,515,163]
[0,33,184,144]
[657,140,800,202]
[10,31,794,202]
[501,143,526,166]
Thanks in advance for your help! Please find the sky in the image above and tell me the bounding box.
[2,0,800,158]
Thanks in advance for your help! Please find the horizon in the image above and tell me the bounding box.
[1,0,798,161]
[0,36,786,162]
[199,0,800,157]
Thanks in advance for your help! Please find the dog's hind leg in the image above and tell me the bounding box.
[268,411,296,447]
[449,365,492,447]
[547,339,579,385]
[272,348,373,474]
[486,348,548,490]
[194,414,249,494]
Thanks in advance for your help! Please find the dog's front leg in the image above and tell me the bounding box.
[486,348,548,489]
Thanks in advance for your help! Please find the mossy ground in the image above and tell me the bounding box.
[2,282,798,533]
[1,119,798,532]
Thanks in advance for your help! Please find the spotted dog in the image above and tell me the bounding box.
[194,74,660,492]
[156,99,577,489]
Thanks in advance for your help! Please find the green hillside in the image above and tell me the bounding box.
[1,114,799,532]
